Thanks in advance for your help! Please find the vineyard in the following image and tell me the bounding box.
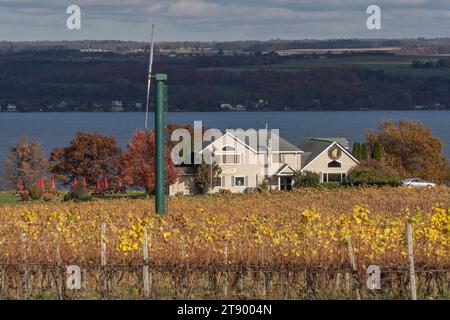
[0,186,449,299]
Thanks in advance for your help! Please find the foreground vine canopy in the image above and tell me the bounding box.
[0,187,449,299]
[1,187,448,268]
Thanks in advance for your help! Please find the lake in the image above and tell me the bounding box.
[0,111,449,163]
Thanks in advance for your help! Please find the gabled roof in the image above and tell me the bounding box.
[201,130,302,154]
[275,164,296,176]
[299,137,356,168]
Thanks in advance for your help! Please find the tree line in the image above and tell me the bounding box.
[2,131,179,200]
[412,59,450,69]
[2,51,450,112]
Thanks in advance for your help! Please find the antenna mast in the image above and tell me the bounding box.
[144,24,155,131]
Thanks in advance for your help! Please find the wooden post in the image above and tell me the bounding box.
[21,229,28,299]
[347,241,362,300]
[335,272,342,293]
[223,242,228,298]
[259,245,266,298]
[56,242,63,300]
[100,222,107,299]
[0,268,3,300]
[406,222,417,300]
[345,272,350,295]
[142,228,150,299]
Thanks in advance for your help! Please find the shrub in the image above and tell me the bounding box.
[361,143,369,160]
[28,185,44,200]
[348,160,400,186]
[372,142,382,161]
[21,192,30,202]
[43,193,56,202]
[320,182,342,189]
[63,193,73,202]
[71,182,90,200]
[218,189,232,195]
[352,142,361,160]
[79,195,92,202]
[258,178,269,190]
[293,171,320,188]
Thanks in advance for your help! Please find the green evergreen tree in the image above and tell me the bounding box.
[352,142,361,160]
[360,143,369,160]
[372,142,382,161]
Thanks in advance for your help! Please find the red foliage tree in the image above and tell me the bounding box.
[123,131,179,194]
[50,132,123,186]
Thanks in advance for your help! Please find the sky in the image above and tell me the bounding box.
[0,0,449,41]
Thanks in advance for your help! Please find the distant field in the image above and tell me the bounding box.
[198,55,450,78]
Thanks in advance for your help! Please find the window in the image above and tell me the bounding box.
[221,154,240,164]
[213,177,222,187]
[272,154,287,163]
[327,173,342,182]
[328,160,342,168]
[222,145,236,152]
[234,176,245,187]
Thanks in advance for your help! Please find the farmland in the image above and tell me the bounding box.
[0,186,448,299]
[199,54,450,78]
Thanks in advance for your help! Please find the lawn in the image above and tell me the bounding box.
[0,191,20,204]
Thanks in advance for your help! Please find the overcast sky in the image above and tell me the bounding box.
[0,0,449,41]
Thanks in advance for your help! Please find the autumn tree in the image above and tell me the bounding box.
[123,131,179,194]
[2,137,48,190]
[366,120,449,183]
[50,132,123,185]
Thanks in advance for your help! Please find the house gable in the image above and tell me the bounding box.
[301,141,359,173]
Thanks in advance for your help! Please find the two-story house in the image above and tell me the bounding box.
[169,130,359,195]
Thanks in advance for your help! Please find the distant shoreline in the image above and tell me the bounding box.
[1,109,449,114]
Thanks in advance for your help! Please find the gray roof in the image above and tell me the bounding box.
[203,130,302,153]
[299,137,350,168]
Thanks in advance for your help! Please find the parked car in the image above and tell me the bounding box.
[401,178,436,188]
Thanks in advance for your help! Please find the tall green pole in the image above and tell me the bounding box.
[155,74,167,215]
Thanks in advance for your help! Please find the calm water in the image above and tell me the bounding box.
[0,111,449,162]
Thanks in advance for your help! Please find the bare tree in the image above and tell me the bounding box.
[2,137,48,190]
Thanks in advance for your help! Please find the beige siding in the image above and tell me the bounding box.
[170,175,196,196]
[302,144,358,182]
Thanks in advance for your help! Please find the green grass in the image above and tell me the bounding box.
[0,191,20,204]
[198,55,450,78]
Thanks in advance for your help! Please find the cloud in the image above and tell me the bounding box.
[0,0,449,41]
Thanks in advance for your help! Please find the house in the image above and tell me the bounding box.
[299,138,358,183]
[169,130,359,196]
[111,100,124,112]
[5,104,17,112]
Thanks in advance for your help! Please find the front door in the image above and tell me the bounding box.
[280,177,293,191]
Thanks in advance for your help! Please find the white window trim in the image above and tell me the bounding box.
[234,176,246,188]
[217,153,242,165]
[322,172,347,183]
[213,176,223,188]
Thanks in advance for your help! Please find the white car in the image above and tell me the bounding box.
[401,178,436,188]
